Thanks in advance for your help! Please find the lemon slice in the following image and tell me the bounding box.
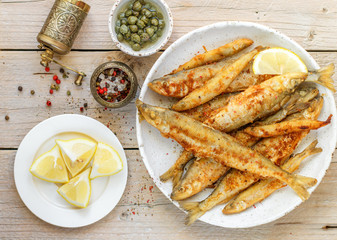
[90,142,123,179]
[29,145,69,183]
[56,138,97,177]
[253,48,308,75]
[57,167,91,208]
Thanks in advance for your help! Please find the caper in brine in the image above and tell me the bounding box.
[115,26,120,34]
[146,27,155,37]
[121,18,127,25]
[128,16,138,25]
[157,12,163,19]
[132,43,141,51]
[140,32,150,42]
[151,18,159,26]
[127,3,133,9]
[144,9,152,18]
[131,33,141,43]
[157,29,163,37]
[153,26,158,32]
[159,20,165,29]
[120,24,129,34]
[116,20,121,27]
[125,31,131,40]
[150,33,158,42]
[132,1,142,11]
[138,29,143,35]
[125,10,132,17]
[129,24,138,33]
[132,10,140,17]
[140,15,149,24]
[118,12,125,19]
[137,19,146,29]
[117,33,124,42]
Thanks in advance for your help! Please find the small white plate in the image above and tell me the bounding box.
[14,114,128,228]
[136,21,337,228]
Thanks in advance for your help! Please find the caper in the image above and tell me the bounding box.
[150,33,158,42]
[140,32,150,42]
[125,31,131,40]
[132,10,140,17]
[141,8,147,15]
[121,19,127,25]
[157,12,163,19]
[137,19,146,29]
[146,27,155,37]
[116,20,121,27]
[151,18,159,26]
[132,1,142,11]
[127,3,133,9]
[132,43,141,51]
[131,33,141,43]
[117,33,124,42]
[118,12,125,19]
[157,29,163,37]
[144,9,152,18]
[129,24,138,33]
[138,29,143,35]
[140,15,149,24]
[125,10,132,17]
[120,24,129,34]
[115,26,120,34]
[159,20,165,29]
[153,26,158,32]
[128,16,138,25]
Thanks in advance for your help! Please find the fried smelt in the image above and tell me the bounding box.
[244,115,332,137]
[136,100,312,201]
[172,47,261,111]
[171,38,254,74]
[171,158,230,201]
[223,140,321,214]
[160,151,194,188]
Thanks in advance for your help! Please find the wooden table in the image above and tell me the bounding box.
[1,0,337,239]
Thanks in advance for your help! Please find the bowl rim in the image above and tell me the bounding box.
[108,0,173,57]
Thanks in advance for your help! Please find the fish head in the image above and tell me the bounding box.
[171,184,194,201]
[281,72,308,93]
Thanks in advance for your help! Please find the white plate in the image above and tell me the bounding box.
[14,114,128,228]
[136,22,337,228]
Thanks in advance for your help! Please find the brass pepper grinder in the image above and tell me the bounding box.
[37,0,90,86]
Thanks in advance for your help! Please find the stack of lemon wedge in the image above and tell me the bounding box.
[29,138,123,208]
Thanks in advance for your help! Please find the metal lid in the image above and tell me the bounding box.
[66,0,91,13]
[90,61,138,108]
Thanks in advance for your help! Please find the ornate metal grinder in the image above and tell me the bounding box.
[37,0,90,85]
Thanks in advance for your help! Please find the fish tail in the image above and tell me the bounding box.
[295,175,318,188]
[285,174,313,201]
[180,202,205,225]
[160,166,176,182]
[311,63,336,92]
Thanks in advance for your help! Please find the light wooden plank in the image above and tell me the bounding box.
[1,149,337,240]
[1,51,337,148]
[1,0,337,50]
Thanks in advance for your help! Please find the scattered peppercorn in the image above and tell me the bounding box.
[18,86,23,91]
[45,67,50,72]
[51,84,56,90]
[56,79,61,84]
[84,103,88,108]
[49,89,53,94]
[5,115,9,121]
[55,85,60,91]
[67,90,71,96]
[46,100,52,106]
[60,68,65,74]
[53,75,58,81]
[30,90,35,95]
[80,107,84,112]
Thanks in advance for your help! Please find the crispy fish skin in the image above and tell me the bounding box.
[181,97,324,225]
[171,158,230,201]
[223,140,321,214]
[136,100,311,201]
[172,48,261,111]
[160,151,194,188]
[149,61,272,98]
[204,72,308,132]
[171,38,254,74]
[243,114,332,138]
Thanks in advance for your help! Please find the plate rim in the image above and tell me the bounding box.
[14,114,128,228]
[136,21,337,228]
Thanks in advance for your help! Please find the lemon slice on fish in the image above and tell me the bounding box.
[253,48,308,75]
[29,145,69,183]
[90,142,123,179]
[57,167,91,208]
[56,138,97,177]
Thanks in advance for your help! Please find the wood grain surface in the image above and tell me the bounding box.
[1,0,337,239]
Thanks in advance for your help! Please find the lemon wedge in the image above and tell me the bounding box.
[90,142,123,179]
[29,145,69,183]
[57,167,91,208]
[56,138,97,177]
[253,47,308,75]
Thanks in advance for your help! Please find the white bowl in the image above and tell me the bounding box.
[136,21,337,228]
[109,0,173,57]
